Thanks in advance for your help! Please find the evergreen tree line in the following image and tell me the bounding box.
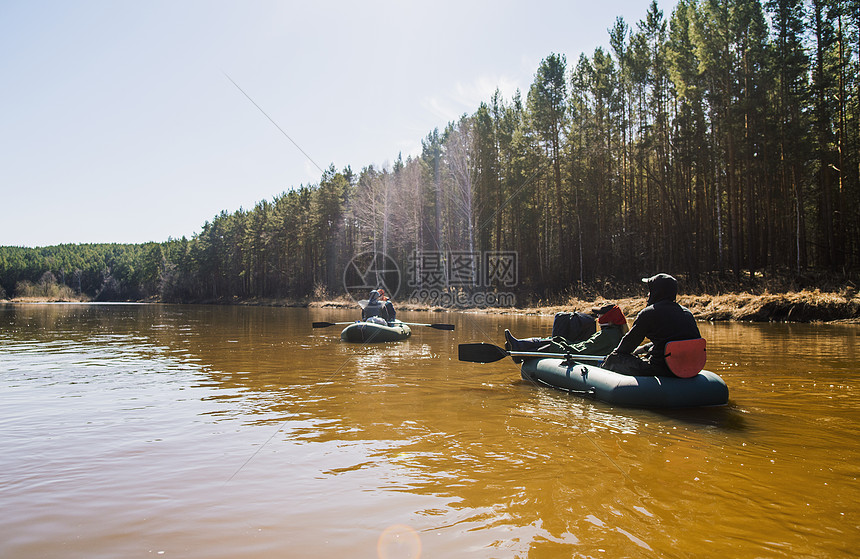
[2,0,858,302]
[0,243,152,300]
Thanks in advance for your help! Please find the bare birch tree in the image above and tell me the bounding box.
[444,116,479,286]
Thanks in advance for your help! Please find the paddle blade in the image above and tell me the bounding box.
[458,343,509,363]
[312,322,336,328]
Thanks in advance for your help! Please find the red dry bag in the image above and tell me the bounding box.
[664,338,707,378]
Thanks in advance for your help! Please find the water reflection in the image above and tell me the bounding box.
[1,303,858,558]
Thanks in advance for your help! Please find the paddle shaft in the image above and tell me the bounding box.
[313,320,454,330]
[399,322,455,330]
[312,321,356,328]
[511,350,605,361]
[457,342,605,364]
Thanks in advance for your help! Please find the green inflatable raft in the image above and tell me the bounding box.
[520,357,729,408]
[340,320,412,343]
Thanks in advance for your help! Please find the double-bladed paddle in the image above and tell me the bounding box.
[457,342,605,364]
[401,322,455,330]
[312,320,455,331]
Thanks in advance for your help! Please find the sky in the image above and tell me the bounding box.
[1,0,675,248]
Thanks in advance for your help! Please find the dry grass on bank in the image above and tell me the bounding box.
[7,295,90,303]
[482,288,860,323]
[680,289,860,323]
[5,287,859,323]
[316,287,860,323]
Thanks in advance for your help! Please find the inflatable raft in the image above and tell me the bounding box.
[520,357,729,408]
[340,320,412,343]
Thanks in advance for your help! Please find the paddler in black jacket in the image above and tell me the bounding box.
[603,273,701,377]
[361,289,395,322]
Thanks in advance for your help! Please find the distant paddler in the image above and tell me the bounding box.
[361,289,396,323]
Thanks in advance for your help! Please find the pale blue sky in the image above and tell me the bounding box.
[1,0,673,247]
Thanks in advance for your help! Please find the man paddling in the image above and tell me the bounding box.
[361,289,396,322]
[377,288,396,321]
[602,273,702,377]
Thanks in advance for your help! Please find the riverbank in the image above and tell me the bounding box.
[307,288,860,324]
[506,290,860,323]
[5,288,860,323]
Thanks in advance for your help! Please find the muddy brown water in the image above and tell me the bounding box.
[1,303,857,558]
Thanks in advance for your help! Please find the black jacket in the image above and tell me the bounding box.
[362,291,384,320]
[615,276,700,367]
[361,291,393,321]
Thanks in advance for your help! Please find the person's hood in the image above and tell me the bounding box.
[642,274,678,305]
[367,290,380,304]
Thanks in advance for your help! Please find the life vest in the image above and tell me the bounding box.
[663,338,707,378]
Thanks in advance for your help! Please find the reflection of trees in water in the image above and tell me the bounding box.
[6,305,853,554]
[2,302,154,339]
[697,321,859,374]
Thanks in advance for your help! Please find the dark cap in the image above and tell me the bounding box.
[591,303,616,315]
[641,273,677,285]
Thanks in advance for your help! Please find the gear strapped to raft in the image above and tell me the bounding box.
[664,338,707,378]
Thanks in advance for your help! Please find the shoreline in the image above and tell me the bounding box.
[5,288,859,323]
[308,289,860,324]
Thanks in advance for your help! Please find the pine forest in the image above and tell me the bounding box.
[2,0,859,304]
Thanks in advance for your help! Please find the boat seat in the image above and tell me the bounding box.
[664,338,707,378]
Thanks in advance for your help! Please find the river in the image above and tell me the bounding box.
[0,303,857,558]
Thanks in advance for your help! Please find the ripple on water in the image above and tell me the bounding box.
[1,306,858,558]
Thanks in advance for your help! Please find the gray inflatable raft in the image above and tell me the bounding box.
[340,320,412,343]
[520,357,729,408]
